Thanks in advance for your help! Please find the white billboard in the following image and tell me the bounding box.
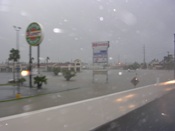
[92,41,109,63]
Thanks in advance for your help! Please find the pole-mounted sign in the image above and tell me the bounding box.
[26,22,44,88]
[92,41,109,63]
[92,41,110,83]
[26,22,43,46]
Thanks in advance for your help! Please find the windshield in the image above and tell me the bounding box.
[0,0,175,131]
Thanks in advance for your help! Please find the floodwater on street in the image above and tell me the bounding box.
[0,69,174,117]
[0,69,173,100]
[0,73,14,84]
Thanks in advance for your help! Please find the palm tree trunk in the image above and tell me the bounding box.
[37,82,42,89]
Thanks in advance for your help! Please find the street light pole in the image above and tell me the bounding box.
[174,34,175,79]
[13,26,21,98]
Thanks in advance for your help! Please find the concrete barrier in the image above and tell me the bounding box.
[0,81,174,131]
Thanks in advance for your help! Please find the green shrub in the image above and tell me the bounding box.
[53,67,61,76]
[62,69,76,81]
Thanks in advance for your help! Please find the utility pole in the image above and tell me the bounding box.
[174,34,175,79]
[46,57,50,71]
[143,45,146,69]
[13,25,21,98]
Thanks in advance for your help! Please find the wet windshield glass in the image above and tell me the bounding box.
[0,0,175,130]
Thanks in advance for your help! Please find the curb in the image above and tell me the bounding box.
[0,87,80,103]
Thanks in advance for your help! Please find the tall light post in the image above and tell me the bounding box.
[13,25,21,98]
[174,34,175,79]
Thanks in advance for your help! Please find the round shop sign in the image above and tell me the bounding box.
[26,22,43,46]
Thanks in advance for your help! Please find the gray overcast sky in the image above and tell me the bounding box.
[0,0,175,63]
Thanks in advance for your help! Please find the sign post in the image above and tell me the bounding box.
[92,41,110,83]
[26,22,43,87]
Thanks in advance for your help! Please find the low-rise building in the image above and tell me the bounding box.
[149,59,163,69]
[0,59,82,73]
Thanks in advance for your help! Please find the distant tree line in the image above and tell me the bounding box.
[123,62,141,70]
[162,53,174,70]
[123,52,174,70]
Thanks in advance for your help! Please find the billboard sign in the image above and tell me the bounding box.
[92,41,109,63]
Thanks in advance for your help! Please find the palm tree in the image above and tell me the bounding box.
[8,48,20,82]
[31,57,34,62]
[34,76,47,89]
